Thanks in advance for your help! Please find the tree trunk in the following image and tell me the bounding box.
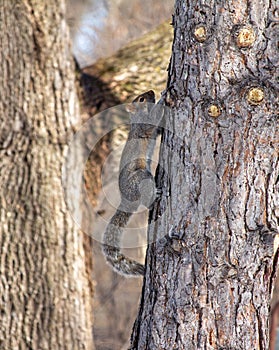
[0,1,94,349]
[131,0,278,349]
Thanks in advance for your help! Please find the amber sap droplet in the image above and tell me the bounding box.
[208,104,221,118]
[194,25,207,43]
[236,26,255,48]
[247,87,264,105]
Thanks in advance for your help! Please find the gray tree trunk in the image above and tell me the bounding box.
[0,1,94,349]
[130,0,278,349]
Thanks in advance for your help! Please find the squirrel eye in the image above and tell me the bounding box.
[139,97,145,102]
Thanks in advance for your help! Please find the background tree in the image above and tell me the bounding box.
[130,0,278,349]
[66,0,173,66]
[0,1,94,349]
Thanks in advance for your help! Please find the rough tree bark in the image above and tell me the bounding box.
[0,1,94,349]
[131,0,278,349]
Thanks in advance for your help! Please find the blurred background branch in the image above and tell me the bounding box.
[66,0,173,66]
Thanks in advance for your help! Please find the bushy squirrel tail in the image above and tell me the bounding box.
[102,208,145,276]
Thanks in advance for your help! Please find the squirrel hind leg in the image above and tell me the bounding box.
[102,244,145,277]
[139,176,157,209]
[117,258,145,277]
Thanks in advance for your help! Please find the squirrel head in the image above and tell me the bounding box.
[126,90,156,117]
[133,90,155,104]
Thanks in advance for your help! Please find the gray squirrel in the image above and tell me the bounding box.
[102,90,160,276]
